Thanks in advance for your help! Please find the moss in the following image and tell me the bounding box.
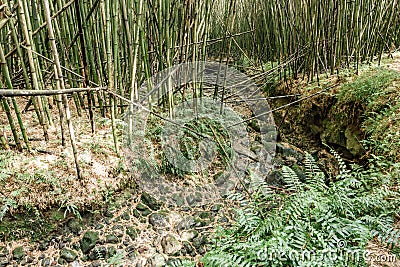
[0,211,57,242]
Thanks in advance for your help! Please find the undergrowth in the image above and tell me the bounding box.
[200,151,399,267]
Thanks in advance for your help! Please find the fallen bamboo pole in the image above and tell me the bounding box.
[0,87,107,97]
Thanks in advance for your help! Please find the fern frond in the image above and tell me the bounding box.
[282,166,303,192]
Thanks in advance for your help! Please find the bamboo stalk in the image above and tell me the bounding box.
[0,40,31,151]
[42,0,82,179]
[17,0,50,141]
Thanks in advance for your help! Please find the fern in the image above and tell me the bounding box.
[202,150,399,267]
[106,250,124,266]
[167,258,196,267]
[0,198,17,221]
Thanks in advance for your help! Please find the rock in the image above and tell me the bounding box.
[68,219,83,234]
[171,194,185,207]
[106,234,119,244]
[182,241,196,257]
[136,203,151,216]
[59,248,77,262]
[41,257,51,267]
[149,212,169,229]
[345,126,364,156]
[192,236,206,253]
[321,121,346,148]
[149,253,166,267]
[141,192,161,211]
[185,193,202,207]
[266,169,284,187]
[126,226,138,240]
[161,234,182,255]
[80,231,99,254]
[218,216,229,223]
[180,230,198,242]
[247,119,260,132]
[0,259,8,267]
[176,216,195,230]
[276,142,304,162]
[12,246,25,261]
[70,261,82,267]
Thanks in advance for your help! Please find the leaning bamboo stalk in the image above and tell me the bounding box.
[41,0,82,179]
[0,40,31,151]
[0,83,22,151]
[6,4,44,139]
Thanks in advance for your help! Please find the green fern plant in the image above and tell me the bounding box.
[166,258,196,267]
[0,198,17,221]
[106,250,124,266]
[202,151,400,267]
[59,202,82,221]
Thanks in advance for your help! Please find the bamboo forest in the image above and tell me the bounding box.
[0,0,400,266]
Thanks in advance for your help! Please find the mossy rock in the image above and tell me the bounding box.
[12,246,25,261]
[59,248,77,262]
[80,231,99,254]
[345,126,364,156]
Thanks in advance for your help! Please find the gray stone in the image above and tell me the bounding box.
[176,216,195,230]
[80,231,99,254]
[106,234,119,244]
[266,169,284,186]
[161,234,182,255]
[41,258,51,267]
[276,142,304,162]
[180,230,198,242]
[149,212,169,229]
[141,192,161,210]
[149,253,166,267]
[59,248,77,262]
[192,236,206,252]
[171,194,185,206]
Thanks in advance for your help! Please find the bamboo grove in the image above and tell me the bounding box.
[0,0,399,179]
